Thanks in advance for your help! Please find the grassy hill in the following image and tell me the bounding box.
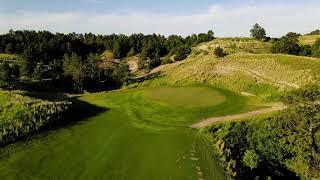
[1,36,320,179]
[197,37,271,54]
[130,38,320,101]
[299,35,320,45]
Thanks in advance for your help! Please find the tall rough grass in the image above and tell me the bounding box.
[129,43,320,101]
[0,91,71,145]
[0,53,17,61]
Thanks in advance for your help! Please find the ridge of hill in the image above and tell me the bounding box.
[129,38,320,101]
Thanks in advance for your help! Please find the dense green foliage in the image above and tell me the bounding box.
[272,32,320,57]
[0,30,214,92]
[174,45,192,61]
[250,23,266,40]
[0,91,71,146]
[214,46,227,57]
[311,39,320,57]
[308,29,320,35]
[202,85,320,179]
[271,32,301,55]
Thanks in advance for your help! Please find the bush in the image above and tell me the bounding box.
[299,45,312,56]
[174,45,191,61]
[243,150,260,169]
[161,56,174,65]
[280,84,320,104]
[214,46,227,57]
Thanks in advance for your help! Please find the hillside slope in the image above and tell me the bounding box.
[130,38,320,100]
[299,35,320,45]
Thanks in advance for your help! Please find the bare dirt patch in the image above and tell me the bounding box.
[191,103,286,129]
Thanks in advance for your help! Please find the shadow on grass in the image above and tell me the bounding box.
[59,97,109,127]
[20,91,69,101]
[0,96,108,150]
[239,161,300,180]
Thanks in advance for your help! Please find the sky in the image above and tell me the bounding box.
[0,0,319,37]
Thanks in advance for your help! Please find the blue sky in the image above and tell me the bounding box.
[0,0,319,36]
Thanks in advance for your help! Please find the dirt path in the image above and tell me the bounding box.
[191,103,286,129]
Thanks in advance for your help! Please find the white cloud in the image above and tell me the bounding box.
[0,2,319,37]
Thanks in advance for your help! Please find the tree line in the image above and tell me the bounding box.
[0,30,215,92]
[249,23,320,57]
[271,32,320,57]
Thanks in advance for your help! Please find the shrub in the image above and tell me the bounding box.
[161,56,174,65]
[174,45,191,61]
[214,46,227,57]
[299,45,312,56]
[204,85,320,178]
[243,150,260,169]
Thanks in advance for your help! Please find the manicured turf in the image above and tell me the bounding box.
[144,87,226,108]
[0,86,258,179]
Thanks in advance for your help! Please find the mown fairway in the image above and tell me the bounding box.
[0,86,257,179]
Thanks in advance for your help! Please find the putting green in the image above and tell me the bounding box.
[0,86,258,179]
[144,87,226,108]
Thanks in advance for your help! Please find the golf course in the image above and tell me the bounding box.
[1,5,320,177]
[0,86,259,179]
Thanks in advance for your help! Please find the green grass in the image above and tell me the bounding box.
[143,87,226,108]
[0,86,259,179]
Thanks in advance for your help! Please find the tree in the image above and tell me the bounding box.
[250,23,266,40]
[112,62,130,86]
[63,53,84,92]
[0,29,216,92]
[299,45,312,56]
[0,62,10,87]
[214,46,226,57]
[174,45,191,61]
[271,32,301,55]
[86,53,101,79]
[19,49,37,77]
[207,30,215,40]
[147,53,161,70]
[112,40,121,59]
[311,39,320,57]
[308,29,320,35]
[33,62,44,80]
[138,52,147,70]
